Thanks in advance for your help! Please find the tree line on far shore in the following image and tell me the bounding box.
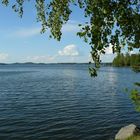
[112,53,140,67]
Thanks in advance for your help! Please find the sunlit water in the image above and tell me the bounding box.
[0,64,140,140]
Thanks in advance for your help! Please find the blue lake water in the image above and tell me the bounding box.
[0,64,140,140]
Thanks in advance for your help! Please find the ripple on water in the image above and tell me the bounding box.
[0,64,140,140]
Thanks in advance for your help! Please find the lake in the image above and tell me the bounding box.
[0,64,140,140]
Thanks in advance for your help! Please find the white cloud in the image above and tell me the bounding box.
[105,44,113,54]
[62,20,81,32]
[0,53,9,62]
[62,24,79,32]
[58,44,79,56]
[67,20,79,24]
[7,20,80,38]
[130,50,138,54]
[12,27,41,38]
[130,51,134,55]
[88,54,93,62]
[25,55,56,63]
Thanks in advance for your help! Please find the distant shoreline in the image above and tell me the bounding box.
[0,62,112,66]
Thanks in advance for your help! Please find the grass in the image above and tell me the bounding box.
[126,135,140,140]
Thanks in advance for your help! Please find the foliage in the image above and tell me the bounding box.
[130,89,140,101]
[113,53,140,67]
[130,88,140,112]
[1,0,140,76]
[134,82,140,87]
[113,53,125,66]
[132,66,140,72]
[124,86,140,112]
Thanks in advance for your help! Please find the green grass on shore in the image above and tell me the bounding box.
[126,135,140,140]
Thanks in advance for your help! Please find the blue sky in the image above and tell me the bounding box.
[0,1,115,63]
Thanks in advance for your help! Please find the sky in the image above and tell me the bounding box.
[0,1,115,63]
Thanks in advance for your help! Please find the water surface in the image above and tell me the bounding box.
[0,64,140,140]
